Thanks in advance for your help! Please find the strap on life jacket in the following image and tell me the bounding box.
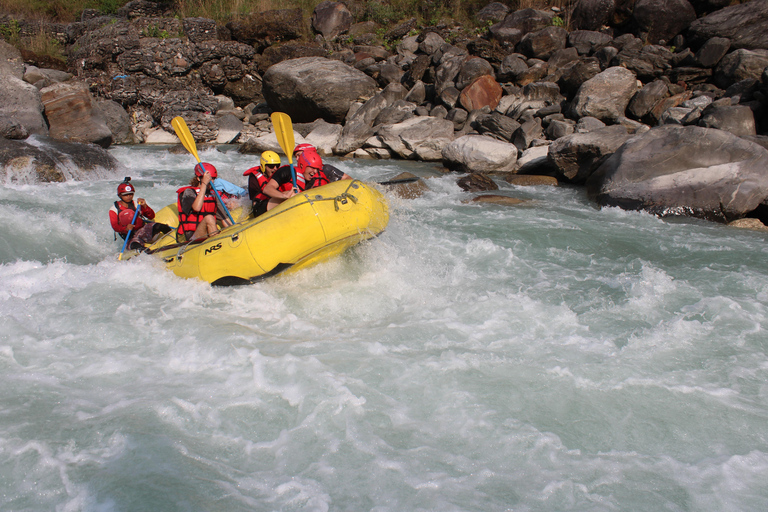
[278,172,307,192]
[248,171,270,202]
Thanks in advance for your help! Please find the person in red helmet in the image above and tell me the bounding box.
[255,149,324,216]
[109,178,172,250]
[293,143,351,187]
[176,162,233,242]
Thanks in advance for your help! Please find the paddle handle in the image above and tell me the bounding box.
[118,206,142,260]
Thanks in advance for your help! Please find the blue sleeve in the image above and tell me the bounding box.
[213,178,247,197]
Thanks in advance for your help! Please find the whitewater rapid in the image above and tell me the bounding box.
[0,145,767,511]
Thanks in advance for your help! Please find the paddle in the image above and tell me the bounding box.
[271,112,299,193]
[118,206,141,261]
[171,116,235,225]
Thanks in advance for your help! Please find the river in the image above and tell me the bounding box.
[1,144,767,511]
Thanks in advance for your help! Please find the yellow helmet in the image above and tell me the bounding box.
[260,150,281,170]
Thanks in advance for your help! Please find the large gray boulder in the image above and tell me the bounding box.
[587,125,768,222]
[569,66,639,122]
[94,99,136,144]
[442,134,518,173]
[263,57,377,123]
[0,75,48,137]
[377,116,455,161]
[548,125,633,183]
[0,40,24,78]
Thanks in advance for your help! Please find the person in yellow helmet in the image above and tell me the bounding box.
[243,150,282,216]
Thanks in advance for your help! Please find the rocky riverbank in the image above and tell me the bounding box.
[2,0,768,227]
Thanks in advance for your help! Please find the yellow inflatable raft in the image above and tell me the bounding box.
[139,179,389,285]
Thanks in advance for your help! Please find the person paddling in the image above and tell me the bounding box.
[109,178,172,251]
[176,163,233,242]
[255,148,324,216]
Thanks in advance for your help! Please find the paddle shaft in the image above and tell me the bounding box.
[271,112,299,193]
[118,206,142,260]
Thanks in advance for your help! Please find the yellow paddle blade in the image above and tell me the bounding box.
[271,112,295,164]
[171,116,201,163]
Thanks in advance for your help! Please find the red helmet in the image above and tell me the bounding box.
[117,181,135,197]
[294,143,315,155]
[195,162,217,178]
[296,149,323,175]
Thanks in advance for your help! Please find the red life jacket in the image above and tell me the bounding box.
[112,201,145,236]
[278,171,307,192]
[244,167,270,201]
[310,171,330,189]
[176,186,217,238]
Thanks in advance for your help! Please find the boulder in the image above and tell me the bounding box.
[41,82,112,148]
[0,41,25,79]
[215,113,243,143]
[476,3,510,25]
[695,36,731,68]
[304,119,343,155]
[95,99,135,144]
[518,26,568,60]
[633,0,696,44]
[688,0,768,50]
[587,125,768,222]
[548,125,633,183]
[697,104,756,136]
[628,79,669,120]
[459,75,503,111]
[497,55,529,83]
[475,112,521,141]
[568,30,614,56]
[312,1,352,40]
[442,134,518,173]
[0,74,48,136]
[571,0,615,31]
[377,116,455,160]
[569,66,639,122]
[456,57,495,89]
[0,135,119,183]
[489,8,553,46]
[374,100,417,126]
[713,49,768,89]
[263,57,377,123]
[458,174,499,192]
[335,93,389,153]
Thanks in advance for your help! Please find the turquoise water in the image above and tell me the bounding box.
[1,145,767,511]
